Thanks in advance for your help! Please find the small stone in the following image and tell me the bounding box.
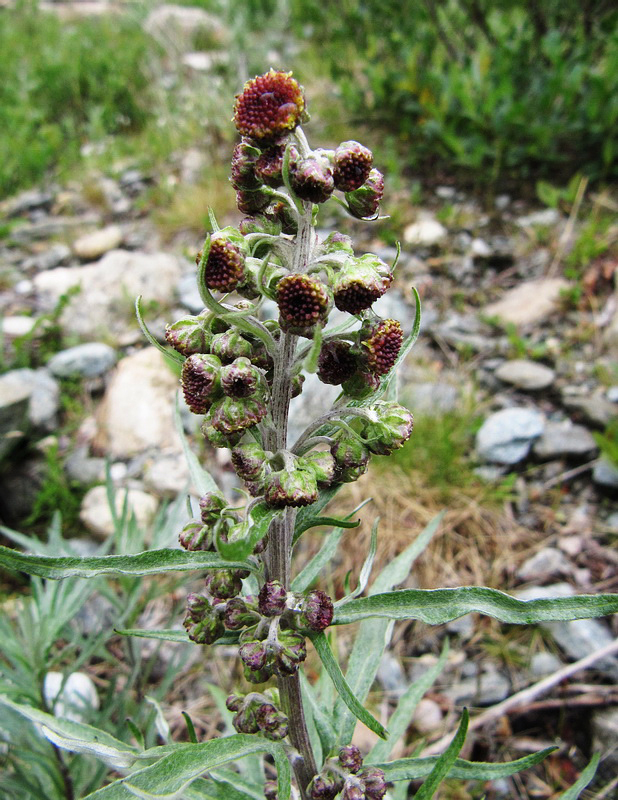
[10,368,60,432]
[470,238,492,259]
[476,407,545,464]
[65,447,107,485]
[530,651,562,677]
[3,188,54,218]
[412,698,443,735]
[80,485,159,540]
[403,216,447,248]
[532,420,598,460]
[606,386,618,403]
[483,279,570,328]
[1,316,36,338]
[47,343,117,378]
[43,672,99,723]
[562,393,617,428]
[495,359,555,391]
[73,225,123,260]
[593,458,618,490]
[144,453,192,499]
[445,613,475,638]
[0,372,31,459]
[178,271,206,313]
[377,652,407,694]
[516,208,561,228]
[22,243,71,271]
[516,547,573,582]
[446,666,510,706]
[404,381,459,415]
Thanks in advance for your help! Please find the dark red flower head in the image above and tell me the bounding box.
[203,234,246,293]
[233,70,305,143]
[361,319,403,375]
[276,273,331,336]
[334,141,373,192]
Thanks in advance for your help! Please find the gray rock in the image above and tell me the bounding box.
[483,279,570,328]
[516,547,573,583]
[607,386,618,403]
[10,368,60,432]
[593,458,618,490]
[446,665,511,706]
[405,381,459,415]
[530,651,563,678]
[516,583,618,680]
[591,708,618,772]
[516,208,561,228]
[10,214,101,244]
[73,225,123,260]
[377,652,407,694]
[0,372,31,459]
[48,343,117,378]
[177,271,205,313]
[445,613,475,638]
[476,407,545,464]
[65,447,107,485]
[80,485,159,540]
[562,393,617,428]
[532,420,598,460]
[144,453,192,499]
[43,672,99,723]
[33,249,182,341]
[22,243,71,271]
[412,698,443,734]
[495,359,555,391]
[2,188,54,218]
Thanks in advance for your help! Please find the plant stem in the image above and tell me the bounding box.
[263,206,318,797]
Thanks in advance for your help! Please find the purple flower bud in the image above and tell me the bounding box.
[360,318,403,376]
[181,354,222,414]
[345,169,384,219]
[225,693,244,712]
[255,143,287,187]
[201,420,244,449]
[341,779,365,800]
[333,255,392,314]
[357,767,387,800]
[322,231,354,255]
[223,597,259,630]
[334,141,373,192]
[255,703,289,740]
[198,492,227,525]
[210,330,253,363]
[202,230,247,293]
[276,273,332,338]
[243,663,274,684]
[341,369,381,400]
[178,519,212,551]
[233,70,305,144]
[258,580,288,617]
[339,745,363,773]
[291,372,305,398]
[317,340,358,386]
[236,188,272,215]
[239,215,282,236]
[232,705,260,734]
[301,450,336,487]
[231,442,267,481]
[165,314,212,356]
[274,631,307,676]
[231,140,262,190]
[264,780,278,800]
[239,640,271,671]
[264,467,318,509]
[183,595,224,644]
[290,154,334,204]
[309,773,344,800]
[185,593,211,621]
[220,357,264,398]
[362,401,413,455]
[299,589,334,632]
[266,201,298,235]
[205,569,243,600]
[331,438,371,483]
[209,396,268,434]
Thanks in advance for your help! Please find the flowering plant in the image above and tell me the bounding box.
[1,70,618,800]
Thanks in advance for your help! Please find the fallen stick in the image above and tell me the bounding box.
[422,636,618,756]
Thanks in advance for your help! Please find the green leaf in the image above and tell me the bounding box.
[135,297,184,366]
[174,395,219,496]
[0,546,253,579]
[121,735,291,800]
[310,632,388,740]
[294,515,361,538]
[0,695,138,770]
[115,628,240,646]
[292,527,345,592]
[368,639,449,764]
[216,502,280,561]
[414,709,469,800]
[293,484,342,545]
[343,517,378,601]
[333,587,618,626]
[182,713,198,744]
[555,753,600,799]
[378,746,556,781]
[300,670,337,759]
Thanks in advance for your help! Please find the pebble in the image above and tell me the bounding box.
[1,316,36,338]
[377,652,408,694]
[592,458,618,490]
[482,278,570,327]
[607,386,618,403]
[445,665,511,706]
[591,708,618,771]
[79,484,159,539]
[177,270,206,313]
[494,359,555,391]
[412,698,443,734]
[143,453,193,499]
[516,208,561,227]
[516,547,573,582]
[3,189,54,218]
[73,224,123,260]
[532,420,598,460]
[404,381,459,415]
[403,215,447,247]
[476,407,545,464]
[47,342,117,378]
[9,368,60,432]
[530,651,563,677]
[562,393,617,428]
[22,243,71,271]
[10,213,101,244]
[43,672,99,723]
[0,372,32,459]
[64,447,107,485]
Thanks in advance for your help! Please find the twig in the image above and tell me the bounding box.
[422,636,618,756]
[593,775,618,799]
[546,175,589,278]
[510,692,618,713]
[540,458,599,492]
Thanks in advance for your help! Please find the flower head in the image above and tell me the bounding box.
[361,318,403,375]
[333,254,392,314]
[346,169,384,219]
[233,70,305,143]
[276,273,332,337]
[334,141,373,192]
[181,354,222,414]
[202,231,247,293]
[317,340,358,385]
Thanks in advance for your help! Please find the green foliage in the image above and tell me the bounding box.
[292,0,618,184]
[594,418,618,467]
[24,443,83,531]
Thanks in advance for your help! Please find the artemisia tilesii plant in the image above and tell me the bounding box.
[1,69,618,800]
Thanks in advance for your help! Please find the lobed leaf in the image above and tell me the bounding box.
[310,632,388,740]
[333,587,618,626]
[0,545,253,579]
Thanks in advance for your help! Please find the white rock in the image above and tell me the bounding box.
[516,208,561,227]
[6,368,60,432]
[144,453,193,499]
[476,407,545,464]
[1,316,36,337]
[403,215,447,247]
[0,372,31,459]
[517,547,572,582]
[593,458,618,489]
[33,249,182,341]
[80,484,159,539]
[43,672,99,723]
[470,237,492,258]
[73,225,123,260]
[495,359,555,391]
[412,698,443,735]
[483,279,571,328]
[144,5,228,49]
[94,348,182,458]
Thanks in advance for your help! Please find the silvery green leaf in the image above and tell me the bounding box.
[216,502,280,561]
[379,746,556,781]
[293,484,343,545]
[311,632,388,740]
[0,545,253,579]
[0,695,137,770]
[300,670,337,760]
[368,639,449,764]
[333,587,618,626]
[145,696,170,744]
[337,517,378,604]
[135,296,184,366]
[414,709,468,800]
[292,527,345,592]
[555,753,600,799]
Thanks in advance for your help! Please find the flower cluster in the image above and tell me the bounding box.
[226,690,288,741]
[308,746,387,800]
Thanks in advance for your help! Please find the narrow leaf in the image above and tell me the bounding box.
[0,545,253,579]
[294,515,361,538]
[300,671,336,758]
[340,517,378,603]
[311,632,388,740]
[174,395,219,495]
[368,639,449,764]
[333,587,618,626]
[378,746,557,781]
[555,753,600,799]
[293,484,342,545]
[135,297,184,365]
[292,527,345,592]
[182,713,198,744]
[414,709,469,800]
